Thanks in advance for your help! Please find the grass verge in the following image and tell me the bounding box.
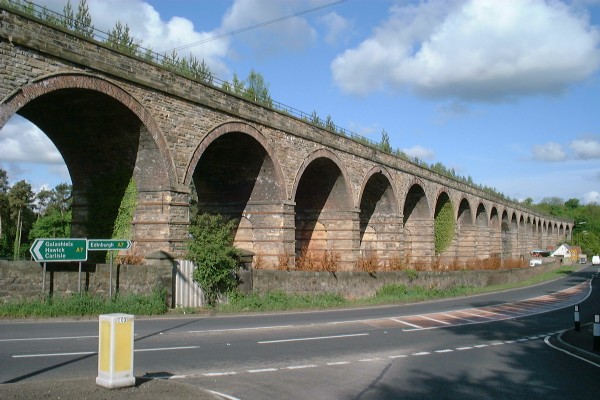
[0,287,168,318]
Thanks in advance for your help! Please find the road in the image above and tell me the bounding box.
[1,265,599,399]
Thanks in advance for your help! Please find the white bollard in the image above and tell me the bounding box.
[96,313,135,389]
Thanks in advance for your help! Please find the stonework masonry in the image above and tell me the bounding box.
[0,7,572,272]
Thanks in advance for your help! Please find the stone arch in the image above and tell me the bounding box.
[358,167,400,263]
[0,73,177,255]
[186,121,288,263]
[184,121,286,198]
[1,73,176,184]
[293,149,354,269]
[490,207,502,259]
[456,198,476,261]
[402,182,433,264]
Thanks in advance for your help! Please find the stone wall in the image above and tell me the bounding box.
[251,260,562,299]
[0,261,174,304]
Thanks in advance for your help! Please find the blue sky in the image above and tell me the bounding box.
[1,0,599,204]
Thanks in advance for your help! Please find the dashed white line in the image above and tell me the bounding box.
[456,346,473,351]
[203,372,236,377]
[435,349,454,353]
[258,333,369,344]
[412,351,430,356]
[189,325,294,334]
[327,361,351,366]
[247,368,278,373]
[287,365,318,370]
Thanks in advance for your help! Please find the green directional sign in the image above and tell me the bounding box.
[30,238,88,262]
[88,239,132,251]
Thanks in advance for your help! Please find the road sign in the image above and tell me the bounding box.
[30,238,88,262]
[88,239,132,251]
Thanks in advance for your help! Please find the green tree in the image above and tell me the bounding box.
[188,214,240,306]
[380,129,392,153]
[244,69,273,107]
[434,199,455,254]
[29,209,71,239]
[106,21,139,55]
[74,0,94,37]
[7,180,34,260]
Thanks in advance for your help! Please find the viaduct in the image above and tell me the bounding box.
[0,5,572,270]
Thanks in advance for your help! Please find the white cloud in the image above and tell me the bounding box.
[532,142,567,162]
[570,137,600,159]
[331,0,600,101]
[221,0,317,57]
[0,116,62,164]
[402,145,435,160]
[320,12,352,45]
[582,191,600,204]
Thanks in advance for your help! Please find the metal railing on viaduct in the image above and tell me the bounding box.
[0,5,572,270]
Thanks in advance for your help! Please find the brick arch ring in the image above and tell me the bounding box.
[0,72,177,186]
[184,120,288,200]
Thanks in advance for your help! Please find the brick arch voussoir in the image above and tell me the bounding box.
[0,72,176,185]
[358,165,399,212]
[292,148,354,205]
[400,177,432,219]
[185,121,288,199]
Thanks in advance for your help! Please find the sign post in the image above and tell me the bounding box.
[30,238,88,293]
[88,240,132,298]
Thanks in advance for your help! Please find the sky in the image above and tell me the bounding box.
[1,0,600,205]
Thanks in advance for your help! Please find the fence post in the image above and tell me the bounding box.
[594,314,600,352]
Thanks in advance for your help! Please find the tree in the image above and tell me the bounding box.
[188,214,240,306]
[7,180,34,260]
[74,0,94,37]
[380,129,392,153]
[106,21,139,55]
[244,69,273,107]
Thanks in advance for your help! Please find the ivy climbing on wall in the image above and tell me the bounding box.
[434,200,455,254]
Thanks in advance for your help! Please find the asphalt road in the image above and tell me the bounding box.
[1,265,599,399]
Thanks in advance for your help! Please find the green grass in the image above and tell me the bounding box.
[0,287,168,318]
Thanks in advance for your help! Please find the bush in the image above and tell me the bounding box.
[187,214,240,306]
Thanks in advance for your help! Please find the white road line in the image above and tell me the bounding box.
[13,351,96,358]
[435,349,454,353]
[287,365,317,370]
[390,318,422,329]
[456,346,473,351]
[440,313,476,323]
[0,335,98,342]
[544,336,600,368]
[420,315,451,325]
[457,311,493,319]
[135,346,200,352]
[206,390,242,400]
[327,361,351,366]
[13,345,200,358]
[389,354,408,359]
[412,352,430,356]
[257,333,369,344]
[189,325,294,334]
[473,344,489,348]
[247,368,278,373]
[359,358,381,362]
[203,372,236,377]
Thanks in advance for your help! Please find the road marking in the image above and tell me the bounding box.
[189,325,293,334]
[412,352,430,356]
[456,346,473,351]
[359,358,382,362]
[135,346,200,352]
[0,335,98,342]
[258,333,369,344]
[420,315,451,325]
[544,336,600,368]
[389,354,408,359]
[287,365,317,370]
[435,349,454,353]
[390,318,422,329]
[247,368,278,373]
[13,351,95,358]
[206,390,242,400]
[327,361,351,365]
[203,372,236,377]
[12,345,200,358]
